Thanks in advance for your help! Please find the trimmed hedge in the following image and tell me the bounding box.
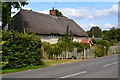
[2,31,44,69]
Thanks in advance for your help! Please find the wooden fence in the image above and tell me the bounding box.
[52,47,95,59]
[52,45,120,59]
[108,45,120,55]
[43,45,120,59]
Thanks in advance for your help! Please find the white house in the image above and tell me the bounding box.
[9,9,88,44]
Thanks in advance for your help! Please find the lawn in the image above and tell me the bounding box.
[2,59,81,74]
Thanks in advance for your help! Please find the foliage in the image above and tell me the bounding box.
[42,25,88,59]
[47,45,63,59]
[42,41,88,59]
[102,27,120,42]
[59,26,73,42]
[91,39,97,44]
[73,41,88,52]
[1,61,8,68]
[96,40,111,55]
[55,9,67,18]
[87,26,102,38]
[2,2,28,29]
[42,41,63,59]
[42,41,52,51]
[92,39,111,55]
[94,45,105,57]
[2,31,44,69]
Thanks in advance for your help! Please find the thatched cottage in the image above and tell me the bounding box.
[10,9,88,44]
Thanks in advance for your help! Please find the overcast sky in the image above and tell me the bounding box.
[11,2,118,31]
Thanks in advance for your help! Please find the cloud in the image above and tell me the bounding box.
[101,23,116,30]
[77,23,98,31]
[93,4,118,18]
[38,10,49,14]
[78,23,116,31]
[60,4,118,20]
[22,7,32,10]
[11,6,32,17]
[39,4,118,21]
[11,4,117,31]
[103,23,114,28]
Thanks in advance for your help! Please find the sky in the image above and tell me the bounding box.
[11,2,118,31]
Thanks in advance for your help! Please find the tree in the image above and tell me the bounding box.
[2,2,28,30]
[55,9,67,18]
[102,27,120,43]
[97,40,111,55]
[87,26,102,38]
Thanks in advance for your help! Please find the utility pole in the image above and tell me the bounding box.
[54,0,57,9]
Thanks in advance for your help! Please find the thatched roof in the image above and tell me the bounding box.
[10,9,88,37]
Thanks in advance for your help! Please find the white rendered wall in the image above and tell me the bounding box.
[38,35,86,44]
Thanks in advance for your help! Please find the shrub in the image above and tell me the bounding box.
[91,39,97,44]
[42,41,52,51]
[42,41,63,59]
[96,40,111,55]
[73,42,88,53]
[2,31,44,69]
[56,41,68,51]
[42,41,89,59]
[46,45,63,59]
[94,45,105,57]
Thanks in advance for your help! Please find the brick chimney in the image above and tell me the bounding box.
[49,7,56,16]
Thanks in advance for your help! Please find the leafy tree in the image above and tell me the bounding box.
[102,27,120,43]
[91,39,97,44]
[87,26,102,38]
[42,41,52,51]
[55,9,67,18]
[2,2,28,30]
[97,40,111,55]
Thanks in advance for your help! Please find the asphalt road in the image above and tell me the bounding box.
[2,54,119,79]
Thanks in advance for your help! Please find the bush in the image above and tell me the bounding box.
[91,39,97,44]
[73,42,88,53]
[96,40,111,55]
[2,31,44,69]
[94,45,105,57]
[42,41,89,59]
[46,45,63,59]
[42,41,63,59]
[42,41,52,51]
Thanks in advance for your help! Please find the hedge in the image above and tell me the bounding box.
[2,31,44,69]
[96,40,111,55]
[94,45,105,57]
[42,41,89,59]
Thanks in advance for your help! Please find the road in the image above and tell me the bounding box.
[2,54,119,80]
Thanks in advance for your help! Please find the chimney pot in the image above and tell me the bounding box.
[49,7,56,16]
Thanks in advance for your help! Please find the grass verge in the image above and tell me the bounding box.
[2,59,81,74]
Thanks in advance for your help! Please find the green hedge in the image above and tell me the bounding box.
[94,45,105,57]
[42,41,89,59]
[96,40,111,55]
[92,39,111,55]
[2,31,44,69]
